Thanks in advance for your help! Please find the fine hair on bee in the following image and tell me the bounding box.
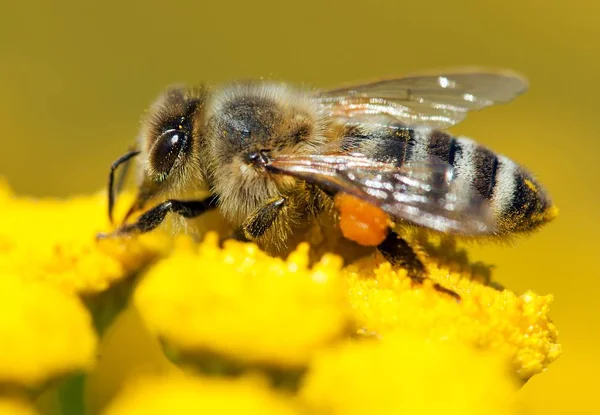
[99,69,556,299]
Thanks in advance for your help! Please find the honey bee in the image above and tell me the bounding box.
[100,68,556,287]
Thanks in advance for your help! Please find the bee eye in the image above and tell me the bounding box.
[150,129,188,181]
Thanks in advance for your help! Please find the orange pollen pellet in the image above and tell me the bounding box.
[334,193,391,246]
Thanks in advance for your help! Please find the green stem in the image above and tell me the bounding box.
[57,373,86,415]
[55,273,143,414]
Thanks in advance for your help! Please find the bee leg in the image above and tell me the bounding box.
[377,232,460,301]
[97,195,219,239]
[378,232,426,277]
[228,197,287,242]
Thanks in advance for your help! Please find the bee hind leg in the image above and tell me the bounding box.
[97,195,219,239]
[377,232,460,301]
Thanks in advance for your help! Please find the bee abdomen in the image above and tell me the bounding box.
[421,128,555,234]
[343,124,555,234]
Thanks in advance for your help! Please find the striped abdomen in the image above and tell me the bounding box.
[341,123,556,234]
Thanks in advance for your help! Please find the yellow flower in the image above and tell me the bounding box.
[0,181,168,296]
[300,331,517,415]
[103,375,300,415]
[0,274,97,389]
[0,396,39,415]
[134,234,352,372]
[343,255,561,379]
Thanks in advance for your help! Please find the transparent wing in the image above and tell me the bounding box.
[267,154,496,235]
[315,68,528,129]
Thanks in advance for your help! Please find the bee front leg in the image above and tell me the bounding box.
[97,195,219,239]
[377,232,460,301]
[230,197,287,242]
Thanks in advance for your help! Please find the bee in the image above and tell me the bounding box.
[100,68,556,288]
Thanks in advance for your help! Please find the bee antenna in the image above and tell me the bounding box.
[108,150,140,224]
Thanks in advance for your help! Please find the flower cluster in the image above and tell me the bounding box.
[0,182,166,411]
[0,181,561,414]
[0,181,168,295]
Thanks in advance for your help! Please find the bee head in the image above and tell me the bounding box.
[113,85,210,222]
[139,86,208,188]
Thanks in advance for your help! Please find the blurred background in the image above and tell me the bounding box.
[1,0,597,413]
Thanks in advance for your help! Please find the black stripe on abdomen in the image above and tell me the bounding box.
[340,123,414,166]
[372,126,414,166]
[427,130,452,162]
[447,138,458,166]
[471,146,499,200]
[505,171,540,219]
[427,130,462,168]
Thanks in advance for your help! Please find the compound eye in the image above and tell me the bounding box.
[150,129,188,181]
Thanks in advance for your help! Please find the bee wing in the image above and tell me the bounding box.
[315,68,528,129]
[267,154,496,235]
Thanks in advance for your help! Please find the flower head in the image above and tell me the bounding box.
[300,331,517,415]
[0,182,168,296]
[0,274,97,388]
[103,375,299,415]
[343,255,561,379]
[135,234,352,371]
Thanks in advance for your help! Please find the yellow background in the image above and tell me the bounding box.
[1,0,597,413]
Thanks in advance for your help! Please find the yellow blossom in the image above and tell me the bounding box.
[0,396,39,415]
[103,375,300,415]
[0,181,168,296]
[343,255,561,379]
[0,274,97,389]
[300,331,518,415]
[134,234,352,371]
